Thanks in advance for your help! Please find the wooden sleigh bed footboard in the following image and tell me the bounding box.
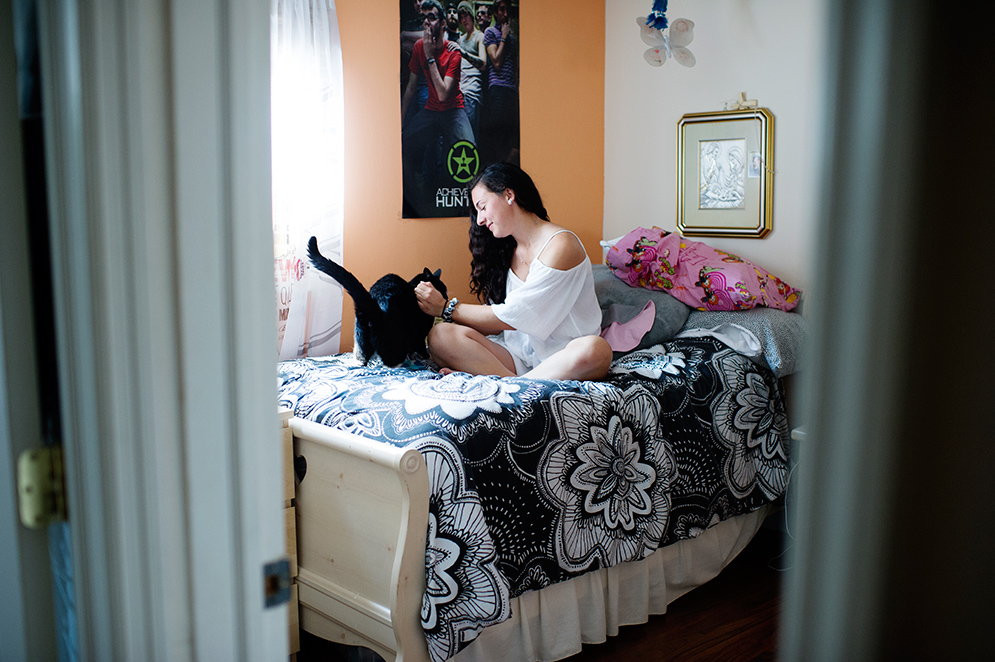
[290,417,431,662]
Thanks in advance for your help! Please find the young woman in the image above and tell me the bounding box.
[415,163,612,380]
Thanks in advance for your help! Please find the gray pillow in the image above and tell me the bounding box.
[680,308,809,378]
[592,264,691,350]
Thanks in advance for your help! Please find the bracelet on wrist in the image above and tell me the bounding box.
[442,297,460,323]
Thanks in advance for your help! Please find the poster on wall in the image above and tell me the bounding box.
[400,0,520,218]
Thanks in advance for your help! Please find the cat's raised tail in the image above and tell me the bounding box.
[306,236,379,316]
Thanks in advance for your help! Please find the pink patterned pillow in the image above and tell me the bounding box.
[605,227,801,312]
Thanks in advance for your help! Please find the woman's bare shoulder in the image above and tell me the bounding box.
[537,227,588,270]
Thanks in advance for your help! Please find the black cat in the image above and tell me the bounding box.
[306,236,447,367]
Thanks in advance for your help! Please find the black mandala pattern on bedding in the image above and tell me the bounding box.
[277,337,790,662]
[418,440,509,662]
[710,349,790,500]
[538,385,677,572]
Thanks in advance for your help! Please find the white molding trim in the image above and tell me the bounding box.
[38,0,284,659]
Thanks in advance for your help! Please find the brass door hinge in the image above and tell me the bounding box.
[17,446,67,529]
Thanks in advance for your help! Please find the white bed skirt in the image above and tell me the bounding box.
[453,505,771,662]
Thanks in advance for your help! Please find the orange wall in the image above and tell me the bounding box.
[334,0,605,351]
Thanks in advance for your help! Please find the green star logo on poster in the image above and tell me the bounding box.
[447,141,480,183]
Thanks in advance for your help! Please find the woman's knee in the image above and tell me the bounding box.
[427,322,448,346]
[569,335,614,379]
[429,321,466,343]
[427,323,474,362]
[588,336,615,375]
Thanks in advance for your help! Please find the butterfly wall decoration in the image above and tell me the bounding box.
[637,16,696,67]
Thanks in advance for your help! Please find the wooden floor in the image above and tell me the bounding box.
[298,525,787,662]
[560,524,786,662]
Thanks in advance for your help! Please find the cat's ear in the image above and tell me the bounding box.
[432,269,442,278]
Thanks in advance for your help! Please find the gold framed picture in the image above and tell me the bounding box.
[676,108,774,238]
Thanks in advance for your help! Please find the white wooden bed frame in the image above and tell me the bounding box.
[285,414,772,662]
[289,416,432,662]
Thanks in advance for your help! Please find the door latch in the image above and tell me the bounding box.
[17,446,67,529]
[263,557,291,608]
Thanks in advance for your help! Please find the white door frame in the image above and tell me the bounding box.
[780,0,994,659]
[27,0,285,659]
[0,0,58,658]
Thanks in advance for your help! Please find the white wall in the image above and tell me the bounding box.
[604,0,829,294]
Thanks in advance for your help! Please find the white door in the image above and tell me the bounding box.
[1,2,62,658]
[3,0,288,659]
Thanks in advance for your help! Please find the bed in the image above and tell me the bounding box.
[276,262,805,662]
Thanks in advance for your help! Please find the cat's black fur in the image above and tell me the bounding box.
[307,236,447,367]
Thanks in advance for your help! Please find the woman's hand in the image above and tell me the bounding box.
[415,281,447,318]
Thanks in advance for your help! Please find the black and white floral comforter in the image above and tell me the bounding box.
[277,337,790,662]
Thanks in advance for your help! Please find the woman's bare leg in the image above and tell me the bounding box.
[427,323,518,377]
[524,335,613,381]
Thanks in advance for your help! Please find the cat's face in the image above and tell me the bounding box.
[411,268,447,300]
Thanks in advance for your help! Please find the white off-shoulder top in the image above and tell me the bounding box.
[489,230,602,375]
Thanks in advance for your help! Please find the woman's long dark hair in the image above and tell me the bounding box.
[467,163,550,304]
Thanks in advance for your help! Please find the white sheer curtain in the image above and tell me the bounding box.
[271,0,345,359]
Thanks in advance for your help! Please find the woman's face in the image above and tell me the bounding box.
[472,184,513,237]
[459,10,473,32]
